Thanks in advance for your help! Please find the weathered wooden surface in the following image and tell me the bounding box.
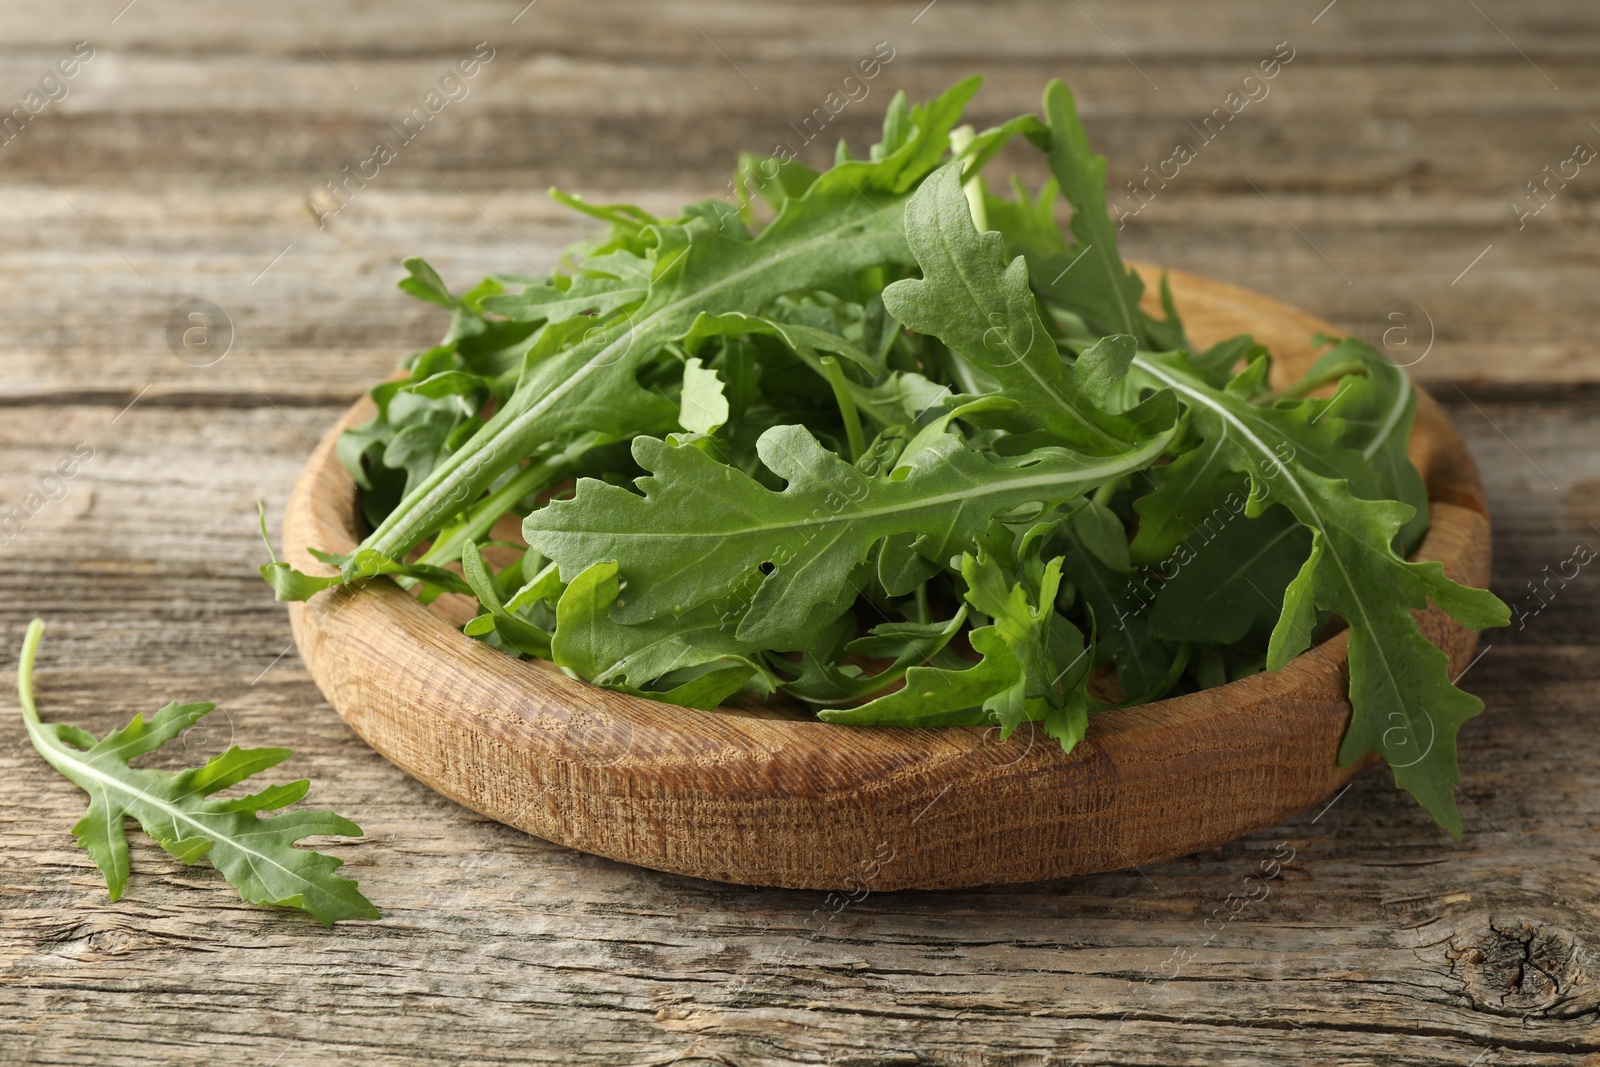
[1,0,1597,1063]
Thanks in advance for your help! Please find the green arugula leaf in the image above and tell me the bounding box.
[1308,336,1430,553]
[551,561,770,709]
[779,609,969,706]
[1033,81,1189,350]
[1037,81,1140,338]
[882,164,1174,453]
[1148,504,1312,645]
[460,540,553,658]
[480,250,653,324]
[524,422,1173,649]
[15,620,377,926]
[951,114,1051,181]
[545,188,663,247]
[257,505,473,604]
[678,357,730,435]
[821,536,1089,747]
[1130,350,1509,833]
[679,310,935,433]
[1068,496,1133,573]
[398,256,458,310]
[1128,433,1241,567]
[1060,528,1186,707]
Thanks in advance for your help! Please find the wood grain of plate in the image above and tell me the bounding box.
[283,264,1491,890]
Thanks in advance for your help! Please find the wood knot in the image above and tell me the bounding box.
[1445,918,1597,1019]
[39,911,172,962]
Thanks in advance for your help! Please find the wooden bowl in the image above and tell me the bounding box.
[284,265,1491,890]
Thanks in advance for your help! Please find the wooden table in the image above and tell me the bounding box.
[2,2,1597,1063]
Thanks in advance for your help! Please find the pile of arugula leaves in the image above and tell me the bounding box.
[265,77,1507,834]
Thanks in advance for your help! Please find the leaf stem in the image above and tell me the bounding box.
[256,501,279,566]
[14,619,81,783]
[17,617,43,733]
[415,433,601,569]
[948,125,988,232]
[819,356,867,462]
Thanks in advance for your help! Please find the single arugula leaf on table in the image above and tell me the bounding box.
[15,620,377,926]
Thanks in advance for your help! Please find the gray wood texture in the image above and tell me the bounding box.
[1,1,1597,1064]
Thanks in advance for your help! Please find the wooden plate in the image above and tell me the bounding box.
[283,265,1491,890]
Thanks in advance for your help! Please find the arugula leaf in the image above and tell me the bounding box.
[1022,82,1188,350]
[1130,351,1509,833]
[1068,496,1133,573]
[545,188,663,247]
[820,535,1089,746]
[1060,527,1185,707]
[481,250,653,324]
[1308,335,1431,553]
[551,561,769,709]
[882,164,1174,453]
[460,540,553,657]
[1128,433,1241,567]
[257,503,473,604]
[678,357,730,435]
[778,609,968,706]
[15,620,377,926]
[524,422,1173,649]
[1148,504,1312,645]
[679,310,928,432]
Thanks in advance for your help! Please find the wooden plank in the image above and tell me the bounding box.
[0,58,1592,193]
[0,5,1591,393]
[3,0,1596,58]
[0,184,1595,403]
